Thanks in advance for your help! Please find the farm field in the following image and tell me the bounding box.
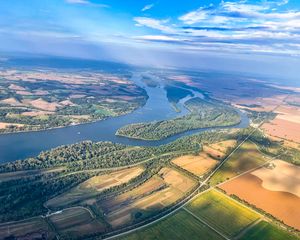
[240,221,299,240]
[96,167,197,228]
[0,69,147,133]
[261,99,300,143]
[46,166,144,209]
[220,160,300,230]
[118,210,224,240]
[186,189,260,238]
[172,140,236,176]
[209,140,268,185]
[48,207,106,239]
[0,167,65,182]
[0,217,55,240]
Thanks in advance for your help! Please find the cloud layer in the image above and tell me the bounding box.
[133,0,300,55]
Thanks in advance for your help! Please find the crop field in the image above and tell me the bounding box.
[48,207,106,238]
[261,101,300,143]
[0,167,64,183]
[240,221,299,240]
[220,160,300,230]
[0,217,55,240]
[97,167,197,228]
[0,69,147,133]
[172,140,236,176]
[46,167,144,208]
[186,189,260,238]
[209,141,268,185]
[118,210,224,240]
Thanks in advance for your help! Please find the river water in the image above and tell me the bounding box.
[0,72,249,163]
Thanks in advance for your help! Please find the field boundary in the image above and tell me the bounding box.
[182,207,230,240]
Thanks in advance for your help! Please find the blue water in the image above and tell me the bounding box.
[0,71,249,163]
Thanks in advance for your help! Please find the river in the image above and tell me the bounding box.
[0,72,249,163]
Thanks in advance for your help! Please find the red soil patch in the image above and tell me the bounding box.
[220,173,300,230]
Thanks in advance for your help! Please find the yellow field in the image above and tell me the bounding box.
[187,189,260,238]
[118,210,224,240]
[46,167,144,208]
[172,140,236,176]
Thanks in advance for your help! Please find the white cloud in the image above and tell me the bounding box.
[65,0,109,7]
[135,35,181,42]
[142,4,154,12]
[66,0,90,4]
[179,8,208,24]
[134,17,176,33]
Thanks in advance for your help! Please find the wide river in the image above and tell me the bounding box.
[0,72,249,163]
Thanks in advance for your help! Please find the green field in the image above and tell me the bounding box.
[209,141,267,185]
[240,221,299,240]
[119,210,224,240]
[0,217,55,240]
[187,190,260,238]
[49,207,106,239]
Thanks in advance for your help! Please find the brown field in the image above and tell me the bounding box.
[21,111,55,117]
[252,160,300,197]
[46,167,144,208]
[16,90,32,96]
[208,140,237,154]
[262,118,300,143]
[172,140,236,176]
[0,97,23,107]
[234,95,287,112]
[261,99,300,143]
[23,98,61,111]
[0,122,24,129]
[82,167,143,190]
[97,168,197,228]
[0,217,55,240]
[220,160,300,230]
[172,154,218,176]
[8,83,26,91]
[0,167,65,183]
[49,207,105,238]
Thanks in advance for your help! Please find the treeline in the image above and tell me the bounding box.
[116,97,241,140]
[0,172,95,222]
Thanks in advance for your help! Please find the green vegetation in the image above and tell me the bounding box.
[118,210,224,240]
[240,221,299,240]
[187,190,260,238]
[116,97,241,140]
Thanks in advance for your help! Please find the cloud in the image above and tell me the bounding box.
[142,4,154,12]
[134,17,176,33]
[132,1,300,55]
[65,0,109,7]
[66,0,90,4]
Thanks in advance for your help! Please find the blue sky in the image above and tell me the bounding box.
[0,0,300,68]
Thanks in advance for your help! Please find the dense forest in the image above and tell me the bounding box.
[116,97,241,140]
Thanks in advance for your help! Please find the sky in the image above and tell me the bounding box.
[0,0,300,78]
